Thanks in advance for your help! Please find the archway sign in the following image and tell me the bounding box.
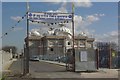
[24,11,74,74]
[28,12,72,25]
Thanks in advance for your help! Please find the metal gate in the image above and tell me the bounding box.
[96,42,111,68]
[75,48,97,71]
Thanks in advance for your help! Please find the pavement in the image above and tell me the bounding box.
[80,69,118,78]
[5,59,120,80]
[2,59,17,74]
[39,60,67,66]
[37,60,119,78]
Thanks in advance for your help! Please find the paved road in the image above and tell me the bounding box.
[8,59,23,74]
[8,59,119,79]
[9,59,66,73]
[7,78,119,80]
[29,61,66,73]
[8,59,82,78]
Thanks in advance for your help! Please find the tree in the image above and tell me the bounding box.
[2,46,17,54]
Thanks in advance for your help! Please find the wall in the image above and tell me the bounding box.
[29,40,41,57]
[75,48,97,71]
[0,50,12,70]
[47,39,64,55]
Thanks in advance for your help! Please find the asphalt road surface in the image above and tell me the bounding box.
[8,59,82,78]
[9,59,66,73]
[8,59,119,80]
[29,61,66,73]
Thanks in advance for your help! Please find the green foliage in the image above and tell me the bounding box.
[2,46,17,54]
[1,75,6,80]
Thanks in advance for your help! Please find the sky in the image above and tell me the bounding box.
[2,2,118,52]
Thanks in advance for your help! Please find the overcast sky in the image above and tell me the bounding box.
[1,1,118,52]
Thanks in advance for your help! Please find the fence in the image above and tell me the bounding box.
[96,42,118,69]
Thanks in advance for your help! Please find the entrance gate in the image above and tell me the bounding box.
[24,10,74,74]
[96,42,111,68]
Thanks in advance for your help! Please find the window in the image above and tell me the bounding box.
[49,41,54,45]
[68,42,70,45]
[87,43,91,48]
[67,49,72,52]
[50,48,54,51]
[80,42,85,47]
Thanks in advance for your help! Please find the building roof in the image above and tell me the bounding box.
[28,36,42,41]
[87,38,95,42]
[54,26,72,35]
[75,36,88,40]
[44,36,66,39]
[27,35,94,42]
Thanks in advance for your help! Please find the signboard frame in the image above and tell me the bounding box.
[28,12,72,23]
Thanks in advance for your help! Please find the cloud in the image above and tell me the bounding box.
[58,2,68,13]
[70,13,105,35]
[86,15,99,22]
[86,14,105,24]
[11,16,22,21]
[74,0,92,8]
[95,31,118,43]
[47,0,92,8]
[47,2,67,13]
[45,0,92,13]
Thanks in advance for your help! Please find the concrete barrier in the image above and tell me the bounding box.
[0,50,13,71]
[0,52,2,79]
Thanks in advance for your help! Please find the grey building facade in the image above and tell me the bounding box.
[25,35,94,58]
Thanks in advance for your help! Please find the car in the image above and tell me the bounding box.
[30,56,40,61]
[54,57,60,61]
[59,56,69,63]
[39,55,43,60]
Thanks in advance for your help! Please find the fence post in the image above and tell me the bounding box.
[96,49,99,69]
[109,44,112,69]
